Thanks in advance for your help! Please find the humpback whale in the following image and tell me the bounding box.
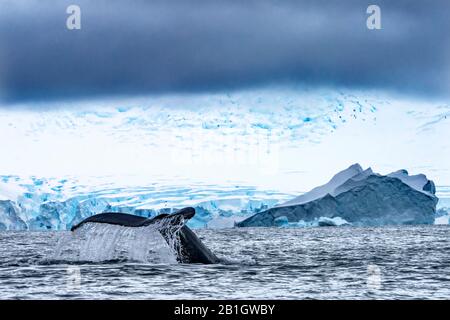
[71,207,220,264]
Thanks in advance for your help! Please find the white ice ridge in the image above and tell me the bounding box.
[387,170,434,195]
[279,164,364,206]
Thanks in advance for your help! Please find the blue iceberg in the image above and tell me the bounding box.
[237,164,439,227]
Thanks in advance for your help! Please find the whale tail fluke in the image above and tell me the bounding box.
[70,206,219,264]
[70,207,196,231]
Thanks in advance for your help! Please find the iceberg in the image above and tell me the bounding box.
[0,164,443,230]
[317,216,351,227]
[237,164,439,227]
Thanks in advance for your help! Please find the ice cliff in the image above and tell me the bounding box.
[0,176,292,230]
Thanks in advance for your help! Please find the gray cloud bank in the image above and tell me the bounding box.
[0,0,449,102]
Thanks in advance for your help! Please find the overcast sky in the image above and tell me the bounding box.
[0,0,449,103]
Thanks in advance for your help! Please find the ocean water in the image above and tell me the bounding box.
[0,226,449,300]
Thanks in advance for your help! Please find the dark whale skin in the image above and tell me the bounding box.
[71,207,220,264]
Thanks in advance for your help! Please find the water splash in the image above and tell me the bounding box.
[53,221,183,264]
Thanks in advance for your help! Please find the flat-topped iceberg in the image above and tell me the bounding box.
[237,164,439,227]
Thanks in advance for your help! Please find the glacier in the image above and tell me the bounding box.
[0,175,295,230]
[0,87,449,229]
[1,86,449,193]
[237,164,440,227]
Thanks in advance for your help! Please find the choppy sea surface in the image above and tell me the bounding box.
[0,226,449,300]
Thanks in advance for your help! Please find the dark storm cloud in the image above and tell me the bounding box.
[0,0,449,102]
